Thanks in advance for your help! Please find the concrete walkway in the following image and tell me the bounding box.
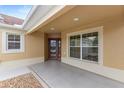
[0,67,31,81]
[30,60,124,88]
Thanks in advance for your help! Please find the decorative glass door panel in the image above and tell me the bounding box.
[48,39,61,60]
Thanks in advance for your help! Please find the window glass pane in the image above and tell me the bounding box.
[8,34,20,41]
[8,35,14,41]
[82,47,98,62]
[15,35,20,41]
[70,36,75,46]
[50,40,56,47]
[15,43,20,49]
[70,47,80,58]
[8,42,20,49]
[8,42,15,49]
[70,35,80,46]
[7,34,21,50]
[82,32,98,46]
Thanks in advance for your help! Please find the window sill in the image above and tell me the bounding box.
[68,57,100,65]
[2,50,24,54]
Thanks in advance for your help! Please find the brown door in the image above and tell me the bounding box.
[48,38,61,60]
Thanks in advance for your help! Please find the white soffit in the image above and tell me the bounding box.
[25,5,66,32]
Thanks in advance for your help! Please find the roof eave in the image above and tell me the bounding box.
[22,5,39,29]
[26,5,75,34]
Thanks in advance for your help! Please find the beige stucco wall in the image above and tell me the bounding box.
[0,27,44,62]
[47,33,61,38]
[61,16,124,70]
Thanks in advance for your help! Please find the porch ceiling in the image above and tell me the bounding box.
[36,5,124,33]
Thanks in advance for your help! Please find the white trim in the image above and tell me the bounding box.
[61,57,124,83]
[0,23,23,30]
[80,34,82,60]
[67,26,103,65]
[99,27,103,65]
[28,5,66,33]
[2,31,25,54]
[22,6,38,28]
[31,70,49,88]
[0,57,44,72]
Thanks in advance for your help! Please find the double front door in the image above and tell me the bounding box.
[48,38,61,60]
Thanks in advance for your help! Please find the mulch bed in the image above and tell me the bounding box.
[0,73,43,88]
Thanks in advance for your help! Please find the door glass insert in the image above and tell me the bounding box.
[50,40,57,57]
[49,39,61,60]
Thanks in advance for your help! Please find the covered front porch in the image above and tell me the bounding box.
[30,60,124,88]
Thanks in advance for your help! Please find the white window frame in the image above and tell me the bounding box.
[67,26,103,65]
[69,35,81,59]
[2,32,25,54]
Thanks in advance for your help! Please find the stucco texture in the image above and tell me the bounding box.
[61,17,124,70]
[0,28,44,62]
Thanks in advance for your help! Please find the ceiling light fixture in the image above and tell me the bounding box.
[50,27,55,30]
[73,17,79,21]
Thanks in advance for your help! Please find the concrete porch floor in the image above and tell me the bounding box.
[30,60,124,88]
